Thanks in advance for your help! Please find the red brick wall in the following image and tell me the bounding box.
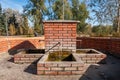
[0,37,120,57]
[77,37,120,57]
[44,21,78,52]
[0,37,45,53]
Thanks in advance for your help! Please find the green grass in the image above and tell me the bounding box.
[47,51,73,61]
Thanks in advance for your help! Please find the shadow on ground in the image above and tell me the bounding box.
[24,58,41,75]
[7,57,14,63]
[79,54,120,80]
[8,40,36,55]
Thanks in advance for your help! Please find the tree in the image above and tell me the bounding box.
[52,0,72,20]
[23,16,29,35]
[3,8,24,35]
[92,25,113,37]
[71,0,89,33]
[0,4,5,35]
[18,25,23,35]
[9,24,16,35]
[24,0,47,35]
[84,24,92,35]
[47,0,55,20]
[86,0,118,31]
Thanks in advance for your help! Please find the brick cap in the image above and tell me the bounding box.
[43,20,80,23]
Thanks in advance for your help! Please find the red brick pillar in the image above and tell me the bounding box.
[43,20,79,52]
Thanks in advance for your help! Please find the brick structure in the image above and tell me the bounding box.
[0,37,45,53]
[77,37,120,57]
[0,37,120,57]
[76,49,106,64]
[37,53,84,75]
[37,49,106,75]
[43,20,79,52]
[14,51,44,64]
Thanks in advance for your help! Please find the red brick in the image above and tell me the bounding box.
[20,58,29,61]
[58,36,68,39]
[24,54,35,58]
[37,67,50,70]
[72,63,84,67]
[63,39,71,41]
[59,31,67,34]
[50,31,58,34]
[45,28,53,30]
[54,28,62,30]
[72,71,84,75]
[63,44,71,47]
[63,28,71,30]
[51,67,63,71]
[71,34,76,37]
[63,34,71,37]
[86,54,96,58]
[37,71,45,75]
[65,67,77,71]
[45,63,58,67]
[45,34,53,36]
[14,58,20,61]
[14,54,25,58]
[72,28,76,30]
[45,71,58,75]
[78,67,83,71]
[58,71,71,75]
[54,34,62,36]
[58,63,71,67]
[68,31,76,34]
[50,36,58,39]
[67,26,76,28]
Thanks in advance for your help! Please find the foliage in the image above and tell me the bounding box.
[52,0,72,20]
[24,0,47,35]
[71,1,89,33]
[0,4,5,35]
[87,0,118,24]
[23,16,29,35]
[1,8,31,36]
[92,25,113,37]
[9,24,16,35]
[87,0,119,33]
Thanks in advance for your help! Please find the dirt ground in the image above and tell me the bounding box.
[0,53,120,80]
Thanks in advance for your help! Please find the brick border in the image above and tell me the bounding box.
[14,50,44,64]
[76,49,107,64]
[37,53,84,75]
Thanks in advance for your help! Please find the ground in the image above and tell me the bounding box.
[0,53,120,80]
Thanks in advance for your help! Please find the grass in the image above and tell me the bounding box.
[76,50,96,54]
[47,51,75,61]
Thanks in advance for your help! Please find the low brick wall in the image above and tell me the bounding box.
[76,54,106,64]
[77,37,120,57]
[76,49,107,64]
[37,62,84,75]
[14,51,44,64]
[37,54,84,75]
[0,37,120,57]
[0,37,45,53]
[80,54,106,64]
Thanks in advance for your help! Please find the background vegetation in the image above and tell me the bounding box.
[0,0,119,37]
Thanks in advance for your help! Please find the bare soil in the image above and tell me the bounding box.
[0,53,120,80]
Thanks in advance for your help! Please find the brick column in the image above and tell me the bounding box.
[43,20,79,52]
